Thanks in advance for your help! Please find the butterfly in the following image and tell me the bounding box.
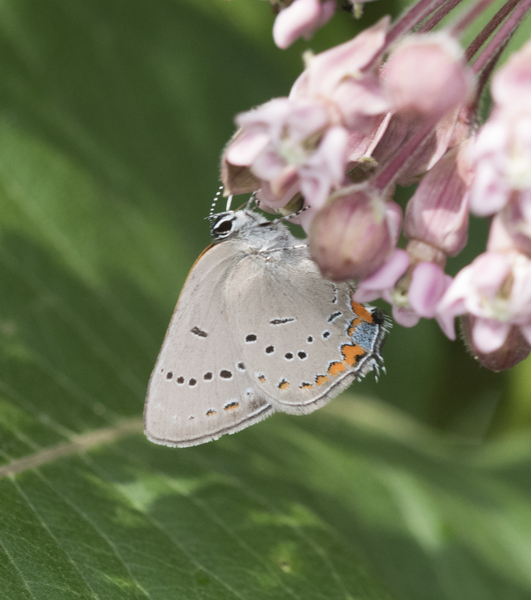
[144,198,388,447]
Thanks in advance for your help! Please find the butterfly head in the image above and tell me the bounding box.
[208,210,272,242]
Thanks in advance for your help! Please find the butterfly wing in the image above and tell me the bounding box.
[144,242,274,448]
[225,248,387,415]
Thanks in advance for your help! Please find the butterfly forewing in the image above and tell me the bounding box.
[144,242,273,447]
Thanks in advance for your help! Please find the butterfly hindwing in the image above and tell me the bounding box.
[226,248,386,415]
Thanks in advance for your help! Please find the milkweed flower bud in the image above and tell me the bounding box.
[309,190,401,281]
[438,251,531,354]
[384,32,473,120]
[461,316,531,372]
[272,0,336,49]
[404,145,471,256]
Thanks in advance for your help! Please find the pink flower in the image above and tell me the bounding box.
[354,252,453,336]
[383,32,473,120]
[222,98,348,208]
[438,251,531,353]
[468,113,531,216]
[222,18,391,210]
[468,41,531,217]
[272,0,336,49]
[290,16,390,129]
[309,190,402,280]
[461,316,531,372]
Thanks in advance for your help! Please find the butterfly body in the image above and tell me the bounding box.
[144,209,388,447]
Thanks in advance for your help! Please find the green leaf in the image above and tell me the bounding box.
[0,1,530,599]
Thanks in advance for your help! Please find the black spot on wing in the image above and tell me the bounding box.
[191,326,208,338]
[327,311,342,323]
[270,317,295,325]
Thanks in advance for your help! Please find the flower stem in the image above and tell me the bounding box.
[450,0,499,37]
[465,0,522,62]
[418,0,466,33]
[372,119,438,192]
[473,0,531,73]
[386,0,448,47]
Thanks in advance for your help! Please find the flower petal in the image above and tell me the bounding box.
[472,318,511,354]
[272,0,322,49]
[409,262,449,318]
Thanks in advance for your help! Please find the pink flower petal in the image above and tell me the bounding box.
[314,126,349,184]
[409,262,449,318]
[385,33,473,119]
[469,253,510,291]
[469,163,509,216]
[236,98,293,143]
[392,305,421,327]
[315,0,336,29]
[491,40,531,110]
[521,323,531,346]
[385,201,403,248]
[352,288,382,303]
[435,309,456,340]
[225,131,270,166]
[272,0,322,49]
[294,16,390,98]
[257,178,301,210]
[356,248,410,291]
[472,318,511,353]
[252,147,286,180]
[437,267,471,316]
[334,76,389,125]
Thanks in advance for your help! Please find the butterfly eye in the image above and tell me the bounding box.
[212,215,235,238]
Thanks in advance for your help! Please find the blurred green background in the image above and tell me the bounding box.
[0,1,530,599]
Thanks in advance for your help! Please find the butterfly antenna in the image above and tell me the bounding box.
[245,192,257,210]
[209,185,224,217]
[270,204,310,225]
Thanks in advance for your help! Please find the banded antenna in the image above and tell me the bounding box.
[270,204,310,225]
[209,185,224,216]
[245,191,257,210]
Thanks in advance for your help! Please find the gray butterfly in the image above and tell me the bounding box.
[144,204,388,447]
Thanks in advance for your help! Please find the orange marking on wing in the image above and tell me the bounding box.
[258,375,266,383]
[350,300,373,323]
[341,344,366,366]
[224,402,239,411]
[347,317,362,337]
[300,382,313,390]
[328,361,346,376]
[206,409,216,417]
[315,375,329,386]
[279,380,290,390]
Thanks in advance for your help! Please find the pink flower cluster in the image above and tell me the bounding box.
[222,0,531,371]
